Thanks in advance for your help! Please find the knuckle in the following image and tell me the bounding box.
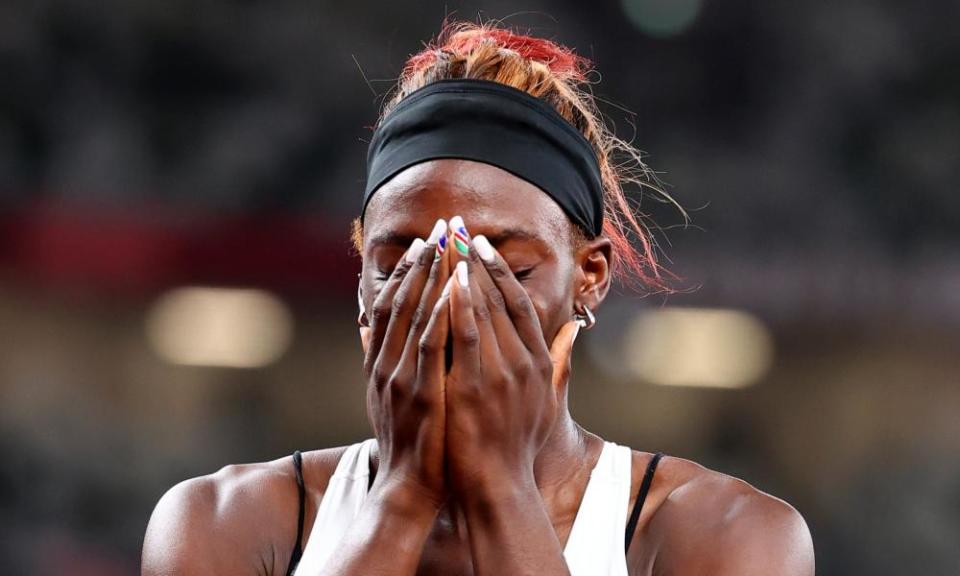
[484,286,506,312]
[456,327,480,346]
[388,371,412,398]
[427,260,441,281]
[371,364,390,392]
[489,262,510,280]
[511,296,534,317]
[417,245,436,267]
[392,259,413,278]
[410,302,430,332]
[515,358,534,378]
[490,369,512,388]
[474,302,491,323]
[390,293,405,316]
[536,355,554,376]
[418,334,439,356]
[370,302,392,324]
[390,288,413,317]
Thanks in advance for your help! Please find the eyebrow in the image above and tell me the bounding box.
[367,231,420,249]
[483,227,542,245]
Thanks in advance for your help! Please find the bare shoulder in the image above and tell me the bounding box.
[141,446,350,576]
[628,452,814,576]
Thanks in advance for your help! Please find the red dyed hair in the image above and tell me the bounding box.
[355,18,683,294]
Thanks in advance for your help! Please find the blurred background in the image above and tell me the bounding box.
[1,0,958,574]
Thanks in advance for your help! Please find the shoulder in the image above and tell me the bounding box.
[628,451,814,576]
[141,446,351,576]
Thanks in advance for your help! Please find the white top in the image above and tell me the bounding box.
[294,438,634,575]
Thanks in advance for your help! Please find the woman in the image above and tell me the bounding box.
[142,21,814,576]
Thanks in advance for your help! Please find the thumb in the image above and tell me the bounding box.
[549,320,581,391]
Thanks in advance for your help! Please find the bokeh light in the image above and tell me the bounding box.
[145,287,293,368]
[624,307,774,388]
[621,0,703,38]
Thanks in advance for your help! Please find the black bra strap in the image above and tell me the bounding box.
[286,450,306,576]
[624,452,664,552]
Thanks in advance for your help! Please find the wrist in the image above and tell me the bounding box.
[458,475,544,532]
[456,465,539,510]
[369,476,445,522]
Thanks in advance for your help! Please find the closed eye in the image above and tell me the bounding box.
[373,266,394,282]
[513,267,534,281]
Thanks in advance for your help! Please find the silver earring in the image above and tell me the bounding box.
[573,303,596,330]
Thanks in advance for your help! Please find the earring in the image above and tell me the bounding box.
[357,273,369,327]
[573,303,596,330]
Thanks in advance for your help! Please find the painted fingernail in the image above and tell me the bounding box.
[473,235,495,262]
[405,238,425,263]
[449,215,470,256]
[441,276,454,298]
[435,233,447,261]
[427,218,447,261]
[456,260,469,287]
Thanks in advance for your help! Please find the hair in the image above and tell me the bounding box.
[352,18,683,294]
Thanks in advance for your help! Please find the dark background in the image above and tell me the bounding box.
[1,1,958,574]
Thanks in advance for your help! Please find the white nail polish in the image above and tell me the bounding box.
[473,235,495,262]
[427,218,447,244]
[405,238,425,263]
[456,261,469,287]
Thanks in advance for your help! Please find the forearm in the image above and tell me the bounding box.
[460,474,572,576]
[312,483,438,576]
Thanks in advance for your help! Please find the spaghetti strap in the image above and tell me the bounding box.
[286,450,306,576]
[624,452,664,552]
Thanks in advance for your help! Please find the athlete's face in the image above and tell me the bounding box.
[361,158,611,348]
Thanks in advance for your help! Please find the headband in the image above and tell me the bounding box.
[361,78,605,237]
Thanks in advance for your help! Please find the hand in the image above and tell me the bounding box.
[360,218,453,510]
[442,217,581,496]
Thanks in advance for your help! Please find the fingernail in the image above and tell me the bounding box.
[427,218,446,243]
[427,218,447,261]
[473,235,494,262]
[435,232,447,261]
[449,215,470,256]
[441,276,454,297]
[405,238,425,263]
[456,261,469,287]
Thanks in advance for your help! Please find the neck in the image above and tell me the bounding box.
[532,399,603,500]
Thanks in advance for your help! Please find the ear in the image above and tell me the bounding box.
[572,236,612,312]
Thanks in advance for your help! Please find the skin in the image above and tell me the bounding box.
[142,159,815,576]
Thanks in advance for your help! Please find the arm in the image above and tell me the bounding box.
[705,497,814,576]
[310,481,440,575]
[647,472,815,576]
[142,465,292,576]
[458,473,571,576]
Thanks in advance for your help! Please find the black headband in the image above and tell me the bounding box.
[362,78,605,237]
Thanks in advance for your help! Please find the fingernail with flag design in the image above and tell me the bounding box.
[427,218,447,261]
[449,215,470,256]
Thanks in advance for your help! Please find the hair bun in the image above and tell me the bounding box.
[405,21,592,81]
